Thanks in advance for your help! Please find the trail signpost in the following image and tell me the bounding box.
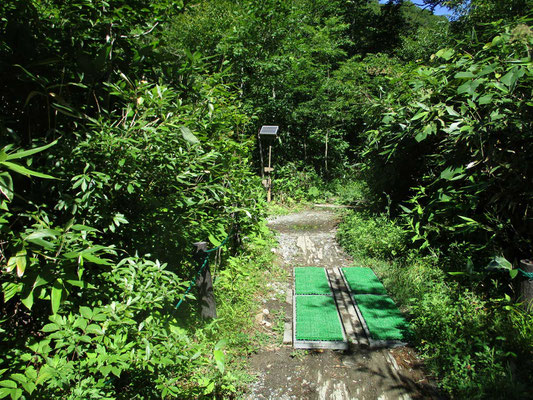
[259,125,279,202]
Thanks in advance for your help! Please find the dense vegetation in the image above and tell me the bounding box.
[1,0,532,398]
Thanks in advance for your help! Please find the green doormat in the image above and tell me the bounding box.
[341,267,387,295]
[295,295,345,341]
[353,294,410,341]
[294,267,331,295]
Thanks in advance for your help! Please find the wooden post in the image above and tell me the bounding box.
[258,129,265,179]
[193,241,217,319]
[325,129,329,173]
[519,259,533,311]
[267,145,272,202]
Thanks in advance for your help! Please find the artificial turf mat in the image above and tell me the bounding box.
[341,267,387,295]
[295,295,344,341]
[353,294,410,341]
[294,267,331,295]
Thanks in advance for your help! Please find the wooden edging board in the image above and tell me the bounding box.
[339,267,407,349]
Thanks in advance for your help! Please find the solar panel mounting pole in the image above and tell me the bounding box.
[267,144,272,202]
[259,125,278,202]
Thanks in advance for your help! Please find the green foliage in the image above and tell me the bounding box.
[339,212,533,398]
[0,0,270,398]
[337,211,407,260]
[371,255,533,399]
[271,162,327,204]
[361,19,533,265]
[327,178,371,206]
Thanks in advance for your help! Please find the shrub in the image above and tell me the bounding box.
[370,254,533,399]
[337,211,407,260]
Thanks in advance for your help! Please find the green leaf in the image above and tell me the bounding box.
[15,250,27,278]
[208,234,221,246]
[435,48,454,60]
[411,111,428,121]
[0,381,16,389]
[214,339,227,350]
[214,349,225,374]
[457,79,481,96]
[2,282,21,302]
[440,166,464,181]
[21,291,34,310]
[500,67,523,89]
[478,94,493,105]
[455,71,475,79]
[71,224,99,232]
[486,256,512,271]
[80,306,93,320]
[51,280,63,314]
[178,126,200,144]
[35,365,54,385]
[86,324,104,335]
[25,229,58,241]
[5,140,58,161]
[203,381,215,395]
[81,253,111,266]
[0,173,13,201]
[8,375,25,385]
[41,323,59,333]
[415,123,435,143]
[478,64,496,76]
[1,162,56,180]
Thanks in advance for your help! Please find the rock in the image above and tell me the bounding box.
[255,313,264,324]
[263,308,270,315]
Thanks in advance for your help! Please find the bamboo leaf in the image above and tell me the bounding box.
[5,140,58,161]
[1,162,56,180]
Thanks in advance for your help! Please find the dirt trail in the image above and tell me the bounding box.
[244,208,440,400]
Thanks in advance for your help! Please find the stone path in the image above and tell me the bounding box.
[244,208,442,400]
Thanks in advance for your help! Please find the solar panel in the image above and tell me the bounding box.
[259,125,279,136]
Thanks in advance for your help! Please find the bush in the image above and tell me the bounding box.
[339,210,533,398]
[370,255,533,399]
[271,162,327,204]
[337,211,407,260]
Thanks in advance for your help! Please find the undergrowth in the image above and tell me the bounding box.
[338,209,533,399]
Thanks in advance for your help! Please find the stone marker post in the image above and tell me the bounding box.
[194,241,217,319]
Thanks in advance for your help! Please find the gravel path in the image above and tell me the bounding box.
[244,208,441,400]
